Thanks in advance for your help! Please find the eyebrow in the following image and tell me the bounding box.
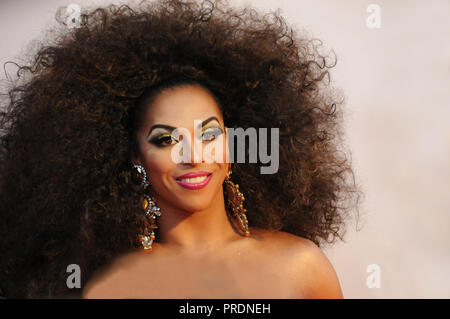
[147,116,220,138]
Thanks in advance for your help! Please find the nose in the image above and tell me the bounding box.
[179,132,204,165]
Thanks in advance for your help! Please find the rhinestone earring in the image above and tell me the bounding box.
[133,163,150,187]
[224,168,250,237]
[133,164,161,252]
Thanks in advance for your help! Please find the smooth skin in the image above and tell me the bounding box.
[82,85,343,299]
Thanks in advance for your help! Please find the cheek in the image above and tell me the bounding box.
[142,149,174,181]
[217,163,228,180]
[205,134,229,164]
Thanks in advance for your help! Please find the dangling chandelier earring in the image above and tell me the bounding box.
[224,167,250,237]
[133,164,162,252]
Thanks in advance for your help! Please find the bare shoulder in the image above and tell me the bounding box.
[249,227,343,299]
[82,250,145,299]
[248,226,316,251]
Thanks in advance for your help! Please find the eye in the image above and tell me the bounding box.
[150,133,180,147]
[201,127,223,142]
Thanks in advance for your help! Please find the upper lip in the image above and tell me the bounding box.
[176,171,212,180]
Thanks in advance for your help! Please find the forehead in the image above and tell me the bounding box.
[143,85,223,128]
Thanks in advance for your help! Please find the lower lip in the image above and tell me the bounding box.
[176,174,212,190]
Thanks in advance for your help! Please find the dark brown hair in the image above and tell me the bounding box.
[0,0,362,298]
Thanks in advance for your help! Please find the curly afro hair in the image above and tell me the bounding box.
[0,0,362,298]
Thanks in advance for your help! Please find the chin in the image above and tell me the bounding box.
[178,197,214,212]
[157,179,222,212]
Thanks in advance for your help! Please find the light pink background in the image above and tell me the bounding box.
[1,0,449,298]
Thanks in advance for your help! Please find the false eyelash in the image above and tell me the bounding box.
[150,134,179,146]
[202,127,223,141]
[150,127,223,147]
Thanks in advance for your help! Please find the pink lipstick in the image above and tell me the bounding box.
[176,171,212,190]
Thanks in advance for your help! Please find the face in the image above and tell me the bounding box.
[133,85,229,213]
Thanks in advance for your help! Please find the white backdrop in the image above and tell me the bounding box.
[1,0,449,298]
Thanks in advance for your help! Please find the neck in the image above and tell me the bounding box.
[155,190,240,254]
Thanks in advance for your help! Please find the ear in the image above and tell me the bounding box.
[131,154,141,167]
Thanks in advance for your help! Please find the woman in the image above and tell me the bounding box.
[0,0,361,298]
